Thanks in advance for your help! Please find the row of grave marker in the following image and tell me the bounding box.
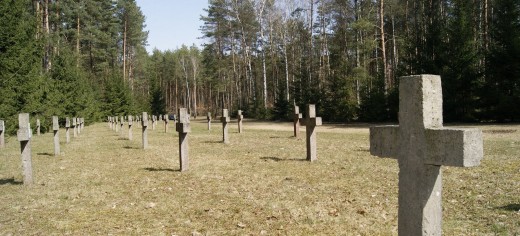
[101,74,483,236]
[5,115,86,185]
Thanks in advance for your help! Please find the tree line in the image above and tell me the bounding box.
[1,0,519,134]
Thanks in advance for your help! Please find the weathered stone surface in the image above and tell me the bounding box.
[237,110,244,133]
[65,117,70,143]
[176,108,190,171]
[293,106,302,138]
[128,115,133,141]
[207,112,212,130]
[53,116,60,156]
[221,109,230,144]
[36,119,41,136]
[18,113,33,185]
[0,120,4,148]
[142,112,148,149]
[299,104,322,162]
[369,74,483,236]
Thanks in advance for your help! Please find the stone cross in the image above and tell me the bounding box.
[207,112,212,130]
[369,75,483,235]
[81,118,84,131]
[17,113,33,185]
[164,114,169,133]
[152,115,156,130]
[36,119,41,136]
[293,106,302,138]
[111,116,115,130]
[73,117,78,137]
[120,116,125,138]
[142,112,149,149]
[77,117,81,135]
[176,108,191,171]
[0,120,5,148]
[128,115,133,140]
[221,109,230,144]
[237,110,244,133]
[53,116,60,156]
[299,104,322,161]
[65,117,70,143]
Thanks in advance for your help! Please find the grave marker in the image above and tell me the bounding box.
[128,115,133,140]
[176,108,191,171]
[299,104,322,161]
[65,117,70,143]
[17,113,33,185]
[53,116,60,156]
[370,75,483,235]
[237,110,244,133]
[221,109,230,144]
[142,112,149,149]
[207,112,212,130]
[77,117,81,135]
[36,119,41,136]
[0,120,5,148]
[152,115,156,130]
[73,117,78,137]
[164,114,169,133]
[120,116,125,138]
[293,106,302,138]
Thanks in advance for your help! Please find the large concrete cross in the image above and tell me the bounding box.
[370,75,483,235]
[221,109,230,144]
[17,113,33,185]
[300,104,322,161]
[176,108,191,171]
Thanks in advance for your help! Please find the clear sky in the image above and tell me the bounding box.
[135,0,209,52]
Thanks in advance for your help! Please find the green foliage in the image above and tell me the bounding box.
[150,86,166,116]
[272,86,291,121]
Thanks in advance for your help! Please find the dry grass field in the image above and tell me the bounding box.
[1,119,519,235]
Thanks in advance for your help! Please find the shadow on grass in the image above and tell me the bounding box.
[37,152,53,156]
[117,138,128,141]
[202,140,222,144]
[123,146,140,149]
[497,204,520,211]
[0,178,23,185]
[260,156,306,162]
[142,167,179,172]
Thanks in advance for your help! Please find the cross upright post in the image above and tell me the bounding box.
[119,116,125,138]
[237,110,244,133]
[142,112,149,149]
[17,113,33,185]
[293,106,302,138]
[164,114,169,133]
[73,117,78,137]
[370,75,483,235]
[77,117,81,135]
[299,104,322,161]
[0,120,5,148]
[65,117,70,143]
[36,119,41,136]
[176,108,191,171]
[207,112,212,130]
[53,116,60,156]
[152,115,156,130]
[221,109,230,144]
[128,115,133,140]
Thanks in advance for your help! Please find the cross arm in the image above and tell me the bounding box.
[425,128,483,167]
[369,125,399,159]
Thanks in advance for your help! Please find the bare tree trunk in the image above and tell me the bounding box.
[123,18,127,82]
[380,0,389,93]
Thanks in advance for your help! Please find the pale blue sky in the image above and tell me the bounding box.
[135,0,209,52]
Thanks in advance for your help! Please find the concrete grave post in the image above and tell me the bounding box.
[114,116,119,133]
[207,112,212,130]
[293,106,302,138]
[221,109,230,144]
[0,120,5,148]
[128,115,133,140]
[52,116,60,156]
[369,75,483,235]
[176,108,191,171]
[299,104,322,161]
[81,118,84,131]
[77,117,81,135]
[65,117,70,143]
[17,113,33,185]
[72,117,78,137]
[36,119,41,136]
[120,116,125,138]
[237,110,244,133]
[142,112,149,149]
[164,114,169,133]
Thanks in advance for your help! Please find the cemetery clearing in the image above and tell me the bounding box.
[0,119,519,235]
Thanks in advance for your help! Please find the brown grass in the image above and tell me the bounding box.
[0,119,519,235]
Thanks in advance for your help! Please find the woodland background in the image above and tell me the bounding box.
[1,0,519,134]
